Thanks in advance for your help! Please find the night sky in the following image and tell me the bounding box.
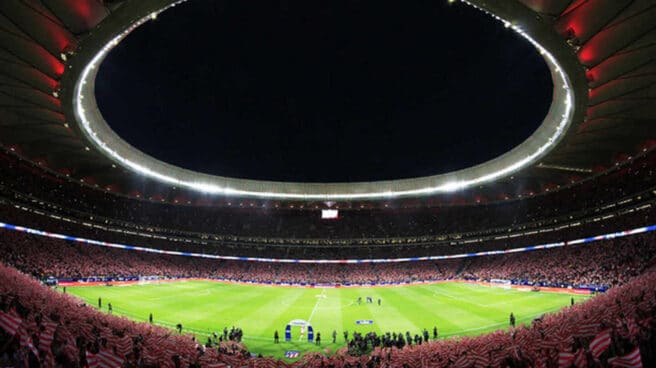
[96,0,551,183]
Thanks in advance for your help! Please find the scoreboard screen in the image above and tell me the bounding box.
[321,209,339,219]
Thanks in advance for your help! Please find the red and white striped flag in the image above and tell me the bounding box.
[86,351,99,368]
[79,324,95,341]
[18,327,38,356]
[97,348,124,368]
[256,357,279,368]
[160,359,176,368]
[199,353,228,368]
[452,353,474,368]
[608,347,642,368]
[115,335,132,357]
[558,351,575,368]
[573,348,588,368]
[469,350,489,368]
[62,339,80,364]
[39,320,58,352]
[589,329,611,359]
[141,347,160,365]
[165,346,179,358]
[539,338,560,350]
[555,325,575,350]
[41,350,56,368]
[534,355,547,368]
[489,351,507,368]
[0,310,22,336]
[205,362,228,368]
[220,355,244,368]
[574,321,599,337]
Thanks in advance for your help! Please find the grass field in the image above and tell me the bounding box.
[66,281,590,359]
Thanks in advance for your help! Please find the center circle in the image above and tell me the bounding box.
[95,0,551,183]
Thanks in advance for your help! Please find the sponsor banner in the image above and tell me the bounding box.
[356,320,374,325]
[288,320,310,327]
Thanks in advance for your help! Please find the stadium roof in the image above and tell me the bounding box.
[0,0,654,206]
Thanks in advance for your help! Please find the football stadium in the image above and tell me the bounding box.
[1,0,656,367]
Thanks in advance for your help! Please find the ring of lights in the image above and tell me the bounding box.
[65,0,585,200]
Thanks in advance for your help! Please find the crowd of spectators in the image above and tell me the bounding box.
[0,228,459,284]
[1,195,654,260]
[461,234,656,288]
[2,149,656,242]
[1,228,655,288]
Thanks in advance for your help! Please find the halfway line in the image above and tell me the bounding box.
[299,288,326,341]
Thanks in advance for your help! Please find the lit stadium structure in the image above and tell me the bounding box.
[0,0,654,206]
[0,0,654,250]
[1,2,656,366]
[71,0,578,199]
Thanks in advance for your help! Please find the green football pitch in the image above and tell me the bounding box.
[66,281,590,359]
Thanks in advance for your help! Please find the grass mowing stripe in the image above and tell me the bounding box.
[383,286,477,332]
[244,288,307,338]
[366,288,422,334]
[419,286,519,329]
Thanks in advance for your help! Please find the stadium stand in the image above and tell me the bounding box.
[1,228,655,288]
[2,150,656,261]
[1,231,655,367]
[2,150,656,244]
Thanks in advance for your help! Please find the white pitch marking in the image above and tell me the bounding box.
[432,288,488,307]
[298,288,326,341]
[308,288,327,322]
[439,304,570,337]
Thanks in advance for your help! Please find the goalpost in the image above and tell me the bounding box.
[138,275,160,285]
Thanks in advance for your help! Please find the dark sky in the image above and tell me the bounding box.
[96,0,551,183]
